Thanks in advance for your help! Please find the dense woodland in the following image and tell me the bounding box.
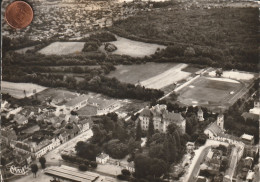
[111,7,259,72]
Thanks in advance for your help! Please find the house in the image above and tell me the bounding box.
[240,133,254,145]
[13,141,32,155]
[96,153,109,164]
[87,98,120,115]
[125,162,135,173]
[13,114,28,125]
[138,104,186,134]
[31,138,60,159]
[78,118,91,132]
[59,130,70,143]
[249,99,260,115]
[51,91,77,105]
[64,94,89,112]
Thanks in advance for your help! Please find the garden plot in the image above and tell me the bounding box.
[38,42,85,55]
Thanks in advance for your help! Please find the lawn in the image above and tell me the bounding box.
[1,81,47,99]
[107,62,192,89]
[38,42,85,55]
[177,76,244,109]
[107,36,166,58]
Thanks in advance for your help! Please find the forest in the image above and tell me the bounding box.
[111,7,259,72]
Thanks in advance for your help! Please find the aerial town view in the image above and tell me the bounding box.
[0,0,259,182]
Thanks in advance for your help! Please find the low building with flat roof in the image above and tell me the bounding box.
[44,165,100,182]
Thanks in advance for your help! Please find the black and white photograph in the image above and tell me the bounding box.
[0,0,259,182]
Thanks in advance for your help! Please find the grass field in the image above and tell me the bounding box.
[177,76,245,110]
[108,36,166,58]
[1,81,47,99]
[140,63,191,89]
[38,42,85,55]
[108,63,192,89]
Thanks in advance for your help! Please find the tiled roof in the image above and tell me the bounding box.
[163,112,184,123]
[77,105,97,116]
[65,94,89,107]
[97,153,109,159]
[139,107,152,117]
[205,122,222,136]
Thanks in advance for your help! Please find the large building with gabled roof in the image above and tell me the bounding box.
[137,104,186,134]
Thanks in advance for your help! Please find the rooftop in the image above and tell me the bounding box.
[97,153,109,159]
[241,133,254,141]
[205,121,222,136]
[65,94,89,107]
[88,97,118,110]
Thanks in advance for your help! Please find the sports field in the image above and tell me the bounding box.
[177,76,245,109]
[108,63,192,89]
[1,81,47,99]
[108,36,166,58]
[38,42,85,55]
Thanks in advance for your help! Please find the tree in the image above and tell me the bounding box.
[79,164,88,171]
[215,68,223,77]
[136,120,142,141]
[105,139,128,159]
[90,161,98,168]
[39,157,46,169]
[121,169,131,176]
[75,141,101,161]
[91,124,107,144]
[146,117,154,146]
[149,159,167,178]
[31,164,38,178]
[174,130,181,149]
[168,134,177,163]
[134,154,168,179]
